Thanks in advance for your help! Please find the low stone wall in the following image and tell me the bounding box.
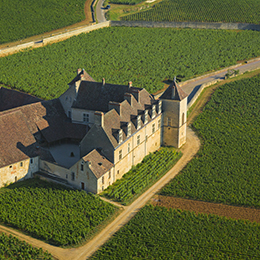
[0,21,110,56]
[110,20,260,31]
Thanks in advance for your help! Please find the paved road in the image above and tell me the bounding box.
[180,57,260,102]
[0,128,200,260]
[96,0,107,23]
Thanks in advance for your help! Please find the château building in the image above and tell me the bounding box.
[0,69,188,193]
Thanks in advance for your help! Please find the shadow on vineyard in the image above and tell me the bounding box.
[0,179,117,247]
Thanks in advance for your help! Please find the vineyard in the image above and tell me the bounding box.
[0,233,53,260]
[0,27,259,100]
[0,0,86,44]
[102,148,181,204]
[122,0,260,24]
[161,74,260,208]
[91,205,260,259]
[0,179,116,246]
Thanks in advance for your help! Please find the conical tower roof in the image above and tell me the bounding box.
[160,80,188,101]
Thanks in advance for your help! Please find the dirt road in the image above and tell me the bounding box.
[0,127,200,260]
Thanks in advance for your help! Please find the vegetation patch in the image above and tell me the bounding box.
[122,0,260,24]
[109,0,143,5]
[91,205,260,259]
[0,27,259,99]
[102,148,181,204]
[0,0,86,44]
[0,179,116,247]
[161,74,260,208]
[0,233,54,260]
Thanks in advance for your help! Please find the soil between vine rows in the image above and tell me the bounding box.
[151,195,260,223]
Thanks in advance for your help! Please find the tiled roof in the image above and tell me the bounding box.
[160,81,188,101]
[83,149,114,179]
[0,110,38,167]
[0,87,42,112]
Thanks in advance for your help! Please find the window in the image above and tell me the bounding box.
[9,165,12,169]
[102,176,104,184]
[158,100,162,114]
[152,105,156,118]
[71,172,75,181]
[152,123,155,134]
[137,135,140,145]
[15,176,17,182]
[118,129,123,144]
[30,158,33,163]
[127,122,131,137]
[68,111,71,118]
[83,113,89,122]
[81,163,84,171]
[182,113,185,125]
[137,115,141,129]
[128,143,130,153]
[117,170,119,175]
[167,117,172,126]
[108,171,111,179]
[144,110,148,124]
[102,186,104,191]
[158,119,161,128]
[119,150,122,160]
[66,174,68,179]
[20,162,23,167]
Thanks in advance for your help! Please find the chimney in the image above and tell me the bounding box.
[130,88,140,103]
[128,81,132,88]
[94,111,104,127]
[108,101,121,115]
[102,78,105,86]
[77,68,82,75]
[124,93,133,106]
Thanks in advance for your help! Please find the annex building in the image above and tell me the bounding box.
[0,69,188,193]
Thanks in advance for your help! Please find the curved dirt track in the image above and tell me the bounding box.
[151,195,260,223]
[0,127,200,260]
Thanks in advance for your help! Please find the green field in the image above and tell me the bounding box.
[161,74,260,208]
[0,179,116,246]
[102,148,181,204]
[91,205,260,259]
[0,0,86,44]
[0,233,53,260]
[0,27,259,99]
[122,0,260,24]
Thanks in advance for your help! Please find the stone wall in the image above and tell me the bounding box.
[110,20,260,31]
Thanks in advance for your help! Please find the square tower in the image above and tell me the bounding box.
[160,80,188,148]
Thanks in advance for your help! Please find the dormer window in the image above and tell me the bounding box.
[144,110,148,124]
[137,115,141,129]
[158,100,162,114]
[83,113,89,122]
[127,122,131,137]
[118,129,123,144]
[152,105,156,119]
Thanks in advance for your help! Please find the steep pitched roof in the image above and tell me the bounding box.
[72,81,130,111]
[160,80,188,101]
[68,69,96,85]
[0,87,42,112]
[0,111,38,167]
[83,149,114,179]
